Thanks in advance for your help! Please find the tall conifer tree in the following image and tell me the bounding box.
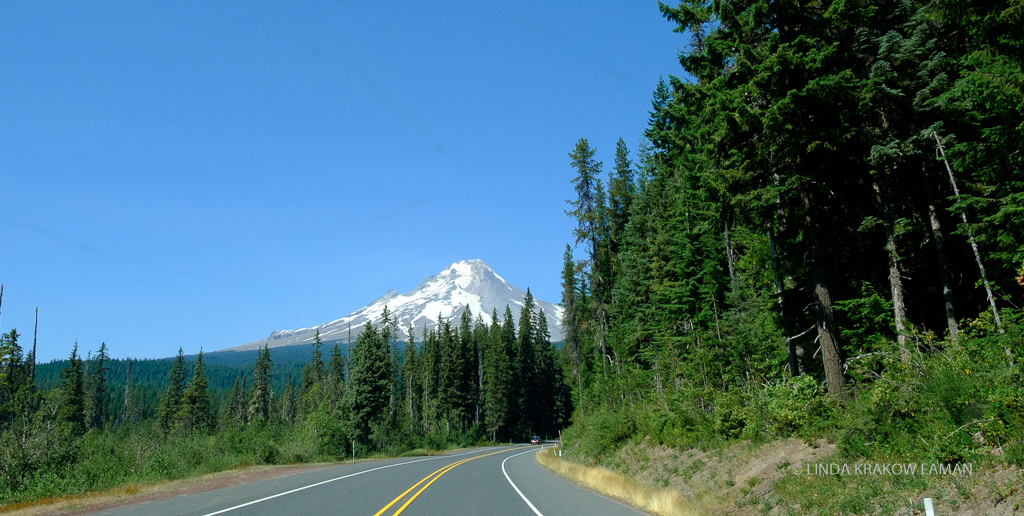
[176,349,211,434]
[156,348,187,435]
[248,344,274,423]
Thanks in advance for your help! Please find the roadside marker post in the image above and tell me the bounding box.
[924,498,935,516]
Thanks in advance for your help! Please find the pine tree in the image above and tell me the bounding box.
[566,138,603,257]
[156,348,187,436]
[458,307,477,429]
[225,372,247,426]
[300,330,326,417]
[930,0,1024,293]
[657,0,872,397]
[0,329,31,430]
[566,138,611,378]
[176,349,211,434]
[83,342,109,431]
[483,308,511,441]
[57,342,86,435]
[437,318,460,435]
[421,326,439,432]
[473,314,489,427]
[327,343,345,412]
[514,290,538,436]
[346,311,393,443]
[280,373,297,424]
[301,330,325,394]
[560,245,586,410]
[119,358,140,428]
[500,306,518,434]
[608,137,635,266]
[532,308,556,437]
[376,307,399,424]
[400,327,419,431]
[248,344,274,423]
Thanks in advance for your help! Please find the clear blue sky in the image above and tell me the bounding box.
[2,1,686,362]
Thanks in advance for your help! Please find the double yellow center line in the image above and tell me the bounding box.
[372,447,516,516]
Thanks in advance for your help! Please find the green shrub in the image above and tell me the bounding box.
[564,407,635,460]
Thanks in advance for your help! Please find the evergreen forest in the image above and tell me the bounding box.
[556,0,1024,510]
[0,301,570,504]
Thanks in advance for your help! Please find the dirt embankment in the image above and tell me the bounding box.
[567,438,1023,515]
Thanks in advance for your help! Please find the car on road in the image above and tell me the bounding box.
[531,436,541,445]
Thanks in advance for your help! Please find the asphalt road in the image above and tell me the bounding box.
[93,445,648,516]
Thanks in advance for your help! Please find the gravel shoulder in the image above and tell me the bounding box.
[1,462,339,516]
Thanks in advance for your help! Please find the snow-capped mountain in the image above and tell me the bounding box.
[225,260,563,351]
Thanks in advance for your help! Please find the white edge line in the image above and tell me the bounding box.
[202,447,498,516]
[501,446,547,516]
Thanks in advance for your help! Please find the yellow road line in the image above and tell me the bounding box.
[373,447,518,516]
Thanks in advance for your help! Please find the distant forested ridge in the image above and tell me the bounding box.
[558,0,1024,473]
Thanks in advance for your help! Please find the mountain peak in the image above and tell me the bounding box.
[226,260,562,351]
[440,259,497,278]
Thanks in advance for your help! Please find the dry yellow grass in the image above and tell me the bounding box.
[535,447,703,516]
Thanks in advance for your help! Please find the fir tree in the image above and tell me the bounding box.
[346,310,393,443]
[301,330,325,394]
[156,348,187,436]
[280,373,297,424]
[608,137,635,265]
[57,342,85,435]
[566,138,611,377]
[0,329,31,429]
[327,343,345,412]
[420,326,439,432]
[458,307,477,428]
[83,342,109,431]
[483,308,511,441]
[119,358,140,428]
[248,344,274,423]
[225,372,247,426]
[560,245,585,409]
[437,318,461,435]
[300,330,326,417]
[176,349,211,434]
[514,290,538,435]
[400,326,419,431]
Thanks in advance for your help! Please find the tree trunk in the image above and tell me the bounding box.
[803,189,844,398]
[925,175,959,341]
[31,306,38,387]
[871,179,909,361]
[886,229,909,361]
[814,268,845,398]
[596,302,608,379]
[724,222,737,293]
[768,224,799,376]
[476,347,482,427]
[346,324,353,382]
[933,132,1004,334]
[123,359,133,425]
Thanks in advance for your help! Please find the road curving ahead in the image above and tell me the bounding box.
[91,445,647,516]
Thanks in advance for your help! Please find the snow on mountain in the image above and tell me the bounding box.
[225,260,563,351]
